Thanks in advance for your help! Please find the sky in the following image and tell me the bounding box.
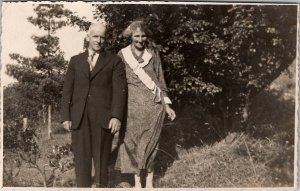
[1,2,98,86]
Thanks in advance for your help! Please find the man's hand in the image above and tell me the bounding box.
[62,121,72,131]
[108,118,121,134]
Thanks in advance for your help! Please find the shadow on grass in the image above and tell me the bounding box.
[154,104,221,180]
[154,89,295,186]
[244,90,295,186]
[246,90,295,145]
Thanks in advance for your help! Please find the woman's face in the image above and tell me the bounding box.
[131,28,147,50]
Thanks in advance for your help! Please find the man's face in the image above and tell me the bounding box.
[87,26,106,52]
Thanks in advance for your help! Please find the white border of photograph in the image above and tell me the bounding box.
[0,1,298,191]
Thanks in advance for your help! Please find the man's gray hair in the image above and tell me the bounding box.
[87,22,106,35]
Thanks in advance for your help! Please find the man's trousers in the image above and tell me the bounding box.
[71,101,114,187]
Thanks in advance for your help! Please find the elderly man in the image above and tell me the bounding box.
[60,23,127,187]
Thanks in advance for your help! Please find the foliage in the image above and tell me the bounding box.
[46,143,74,187]
[3,84,40,122]
[5,125,74,187]
[3,83,41,151]
[3,121,75,187]
[80,4,296,135]
[6,4,71,111]
[18,140,73,187]
[246,90,295,144]
[27,4,72,34]
[3,5,74,187]
[3,154,22,186]
[49,143,73,169]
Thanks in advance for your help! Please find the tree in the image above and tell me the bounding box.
[6,4,72,139]
[3,84,39,151]
[75,4,296,137]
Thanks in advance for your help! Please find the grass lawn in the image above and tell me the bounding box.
[3,83,296,188]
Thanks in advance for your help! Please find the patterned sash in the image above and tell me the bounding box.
[121,45,161,102]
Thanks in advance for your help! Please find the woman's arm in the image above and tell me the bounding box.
[154,50,172,104]
[154,50,176,120]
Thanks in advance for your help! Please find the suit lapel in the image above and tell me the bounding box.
[90,50,107,80]
[79,51,90,79]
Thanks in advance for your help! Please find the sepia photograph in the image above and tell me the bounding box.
[0,1,298,190]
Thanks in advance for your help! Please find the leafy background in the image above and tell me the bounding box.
[3,4,297,188]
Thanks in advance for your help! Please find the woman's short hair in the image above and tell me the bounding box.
[122,20,153,38]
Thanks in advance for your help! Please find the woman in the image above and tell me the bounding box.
[116,20,176,188]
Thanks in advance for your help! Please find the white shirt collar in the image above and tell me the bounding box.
[87,49,100,67]
[88,49,99,56]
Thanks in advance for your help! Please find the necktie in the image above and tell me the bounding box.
[88,52,96,71]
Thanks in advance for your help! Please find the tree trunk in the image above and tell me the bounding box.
[23,118,28,132]
[42,104,46,124]
[47,105,53,139]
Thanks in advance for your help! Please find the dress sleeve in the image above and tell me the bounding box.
[154,50,172,104]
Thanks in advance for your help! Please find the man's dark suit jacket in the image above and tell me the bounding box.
[60,50,127,130]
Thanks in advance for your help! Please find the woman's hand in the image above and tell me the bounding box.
[165,104,176,121]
